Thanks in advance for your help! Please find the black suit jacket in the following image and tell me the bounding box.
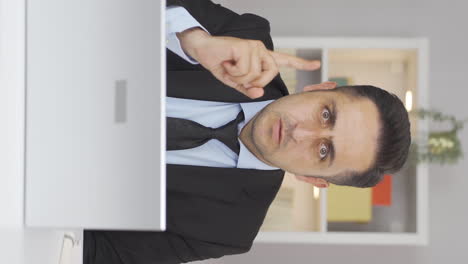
[84,1,289,263]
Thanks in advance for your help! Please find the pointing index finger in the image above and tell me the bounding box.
[268,51,321,71]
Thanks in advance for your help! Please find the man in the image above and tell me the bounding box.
[84,1,411,263]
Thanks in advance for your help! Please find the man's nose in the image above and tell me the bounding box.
[291,125,323,142]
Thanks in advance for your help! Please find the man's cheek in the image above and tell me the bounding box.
[292,153,312,168]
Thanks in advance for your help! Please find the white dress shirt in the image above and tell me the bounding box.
[165,7,278,170]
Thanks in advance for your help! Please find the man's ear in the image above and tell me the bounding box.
[294,174,330,188]
[303,81,337,92]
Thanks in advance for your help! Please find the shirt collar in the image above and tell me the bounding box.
[237,100,278,170]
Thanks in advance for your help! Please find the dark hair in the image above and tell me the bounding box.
[320,85,411,188]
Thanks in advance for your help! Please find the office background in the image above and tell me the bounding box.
[197,0,468,263]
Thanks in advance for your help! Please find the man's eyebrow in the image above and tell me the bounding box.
[330,100,337,129]
[328,141,335,167]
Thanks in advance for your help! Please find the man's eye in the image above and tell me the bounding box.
[322,108,330,121]
[319,143,328,159]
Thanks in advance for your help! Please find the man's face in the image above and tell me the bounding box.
[239,90,381,178]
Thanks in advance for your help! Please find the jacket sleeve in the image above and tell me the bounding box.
[166,0,261,36]
[84,230,250,264]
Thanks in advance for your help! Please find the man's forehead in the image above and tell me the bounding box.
[332,97,380,173]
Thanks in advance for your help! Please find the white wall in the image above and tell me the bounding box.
[1,1,71,263]
[198,0,468,263]
[0,0,25,229]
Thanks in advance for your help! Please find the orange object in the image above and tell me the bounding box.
[372,174,392,206]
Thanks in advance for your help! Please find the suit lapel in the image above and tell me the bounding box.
[167,70,289,102]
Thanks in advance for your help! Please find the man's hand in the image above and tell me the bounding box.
[177,28,321,99]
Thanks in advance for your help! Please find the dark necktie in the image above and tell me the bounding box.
[167,111,245,155]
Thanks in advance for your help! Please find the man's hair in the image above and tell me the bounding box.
[319,85,411,188]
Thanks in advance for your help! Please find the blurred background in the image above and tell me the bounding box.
[196,0,468,263]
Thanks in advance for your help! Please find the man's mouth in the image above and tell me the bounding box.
[272,117,282,146]
[278,118,283,146]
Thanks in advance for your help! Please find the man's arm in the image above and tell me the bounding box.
[165,0,278,98]
[165,5,274,98]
